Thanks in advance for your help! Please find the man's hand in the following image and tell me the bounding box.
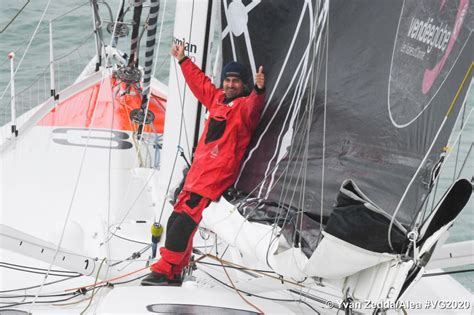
[255,66,265,89]
[171,42,185,61]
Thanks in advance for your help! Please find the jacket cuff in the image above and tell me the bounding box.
[254,85,266,94]
[178,56,189,65]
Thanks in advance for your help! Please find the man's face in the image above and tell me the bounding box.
[223,76,244,99]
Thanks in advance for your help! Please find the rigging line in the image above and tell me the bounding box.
[0,275,81,294]
[452,91,467,181]
[99,0,128,255]
[237,0,326,185]
[260,48,314,200]
[411,88,474,233]
[280,120,311,243]
[267,110,310,237]
[2,29,94,108]
[275,110,311,233]
[0,292,78,299]
[258,7,328,199]
[102,1,150,245]
[457,141,473,178]
[156,58,192,224]
[427,81,473,215]
[271,68,312,227]
[101,0,127,271]
[196,261,275,274]
[0,0,53,102]
[218,258,265,315]
[79,257,106,315]
[29,73,116,309]
[151,0,168,78]
[0,262,81,275]
[182,0,195,158]
[0,264,80,278]
[0,292,84,310]
[388,62,473,251]
[107,168,158,239]
[319,3,329,241]
[267,34,322,221]
[109,229,150,245]
[204,253,303,287]
[199,269,320,314]
[423,268,474,277]
[50,1,89,22]
[52,288,101,307]
[98,0,115,22]
[0,0,30,34]
[65,263,152,293]
[300,18,324,229]
[297,24,323,245]
[284,13,319,239]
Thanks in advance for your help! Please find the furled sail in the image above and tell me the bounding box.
[221,0,473,255]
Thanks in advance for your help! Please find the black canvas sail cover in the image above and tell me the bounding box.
[220,0,473,255]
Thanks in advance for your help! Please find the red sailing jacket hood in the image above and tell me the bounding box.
[179,58,266,200]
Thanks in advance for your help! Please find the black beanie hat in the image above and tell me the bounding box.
[221,61,248,84]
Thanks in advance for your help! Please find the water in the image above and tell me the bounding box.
[0,0,473,291]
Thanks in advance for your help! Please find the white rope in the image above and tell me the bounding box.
[29,68,111,311]
[319,0,329,237]
[0,0,54,102]
[30,0,125,308]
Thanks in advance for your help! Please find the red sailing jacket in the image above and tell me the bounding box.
[179,58,266,200]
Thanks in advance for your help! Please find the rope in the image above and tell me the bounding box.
[218,259,264,314]
[319,1,329,241]
[201,253,304,288]
[65,264,151,293]
[0,0,30,34]
[0,0,53,102]
[28,71,109,311]
[80,257,106,314]
[388,62,473,251]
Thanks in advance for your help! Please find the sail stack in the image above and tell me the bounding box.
[199,0,474,303]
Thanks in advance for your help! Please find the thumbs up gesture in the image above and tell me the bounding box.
[255,66,265,89]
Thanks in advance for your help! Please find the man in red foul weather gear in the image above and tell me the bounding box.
[141,42,266,286]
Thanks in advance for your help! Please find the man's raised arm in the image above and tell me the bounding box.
[171,42,218,109]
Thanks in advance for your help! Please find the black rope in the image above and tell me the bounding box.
[0,292,83,309]
[0,263,81,278]
[0,0,30,33]
[0,261,81,275]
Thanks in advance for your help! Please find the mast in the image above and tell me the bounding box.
[134,0,160,139]
[128,0,143,67]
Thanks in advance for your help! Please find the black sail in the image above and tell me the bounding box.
[221,0,473,255]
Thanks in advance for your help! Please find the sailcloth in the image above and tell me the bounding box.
[216,0,473,264]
